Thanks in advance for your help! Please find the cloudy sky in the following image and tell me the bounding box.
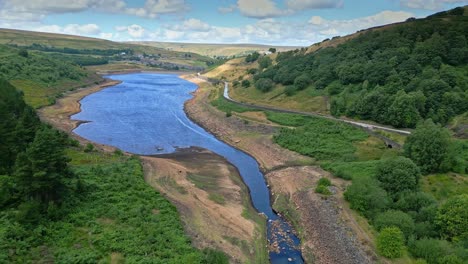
[0,0,467,46]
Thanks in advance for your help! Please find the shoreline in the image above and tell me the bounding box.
[39,72,268,263]
[180,74,376,264]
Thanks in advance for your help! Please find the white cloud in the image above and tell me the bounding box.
[236,0,289,18]
[286,0,343,10]
[0,0,189,21]
[115,24,147,38]
[99,32,114,39]
[399,0,468,10]
[32,23,101,36]
[169,18,211,32]
[308,10,414,37]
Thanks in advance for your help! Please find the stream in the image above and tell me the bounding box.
[72,73,303,263]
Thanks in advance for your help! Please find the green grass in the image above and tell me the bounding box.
[208,193,226,205]
[265,111,311,127]
[210,89,257,113]
[273,115,369,161]
[187,173,218,191]
[0,153,224,263]
[421,173,468,201]
[322,160,381,180]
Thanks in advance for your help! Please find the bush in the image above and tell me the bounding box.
[404,120,450,174]
[241,80,250,88]
[255,78,274,92]
[294,74,310,91]
[409,238,454,264]
[317,177,331,187]
[315,185,332,195]
[202,248,229,264]
[84,143,94,152]
[258,56,272,69]
[344,177,390,218]
[376,157,420,197]
[284,85,297,96]
[377,227,405,258]
[374,210,415,239]
[395,191,436,214]
[436,194,468,241]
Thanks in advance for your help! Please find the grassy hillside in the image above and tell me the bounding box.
[0,28,219,70]
[130,41,299,57]
[213,6,468,131]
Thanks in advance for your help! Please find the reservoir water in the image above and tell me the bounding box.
[72,73,303,263]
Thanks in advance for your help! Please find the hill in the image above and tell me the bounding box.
[210,6,468,131]
[130,41,299,57]
[0,28,218,71]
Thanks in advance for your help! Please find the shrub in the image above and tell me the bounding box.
[255,78,274,92]
[284,85,297,96]
[294,74,310,91]
[344,177,390,218]
[241,80,250,88]
[395,191,436,214]
[258,56,272,69]
[377,227,405,258]
[374,210,415,239]
[376,157,420,197]
[409,238,454,264]
[315,185,331,195]
[436,194,468,241]
[84,143,94,152]
[404,120,450,174]
[317,177,331,187]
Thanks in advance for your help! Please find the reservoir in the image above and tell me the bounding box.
[72,73,303,264]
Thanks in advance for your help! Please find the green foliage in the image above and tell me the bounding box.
[315,177,332,195]
[255,78,274,92]
[201,248,229,264]
[376,227,405,259]
[436,194,468,241]
[241,79,251,88]
[294,74,310,91]
[258,56,272,69]
[265,112,310,127]
[210,92,255,113]
[404,120,451,174]
[376,157,421,197]
[321,160,380,180]
[374,210,415,239]
[395,191,436,215]
[84,143,94,152]
[344,177,390,218]
[0,157,211,263]
[273,116,368,160]
[256,11,468,127]
[245,51,260,63]
[408,238,456,264]
[317,177,331,187]
[268,48,277,53]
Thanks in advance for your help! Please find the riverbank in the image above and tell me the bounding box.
[38,74,267,263]
[182,74,376,264]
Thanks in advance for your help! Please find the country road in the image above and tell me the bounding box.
[222,81,411,136]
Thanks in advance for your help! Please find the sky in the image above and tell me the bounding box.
[0,0,467,46]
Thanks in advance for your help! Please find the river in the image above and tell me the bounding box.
[72,73,303,263]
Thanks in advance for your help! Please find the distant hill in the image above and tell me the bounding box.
[129,41,300,57]
[214,6,468,130]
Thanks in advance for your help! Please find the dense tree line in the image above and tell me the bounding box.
[0,45,88,85]
[251,9,468,128]
[0,78,74,219]
[10,43,133,56]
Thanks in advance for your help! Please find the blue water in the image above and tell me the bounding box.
[72,73,303,263]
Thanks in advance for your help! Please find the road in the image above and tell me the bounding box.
[222,81,411,135]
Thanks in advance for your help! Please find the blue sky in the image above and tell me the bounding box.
[0,0,467,45]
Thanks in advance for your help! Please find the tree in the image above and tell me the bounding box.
[14,126,73,203]
[268,48,277,53]
[344,177,390,218]
[294,74,310,91]
[245,52,260,63]
[374,210,415,239]
[258,56,272,69]
[255,78,274,92]
[241,80,250,88]
[386,91,422,128]
[404,119,450,174]
[377,227,405,258]
[436,194,468,241]
[376,157,420,197]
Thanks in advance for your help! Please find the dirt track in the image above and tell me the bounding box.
[182,75,377,264]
